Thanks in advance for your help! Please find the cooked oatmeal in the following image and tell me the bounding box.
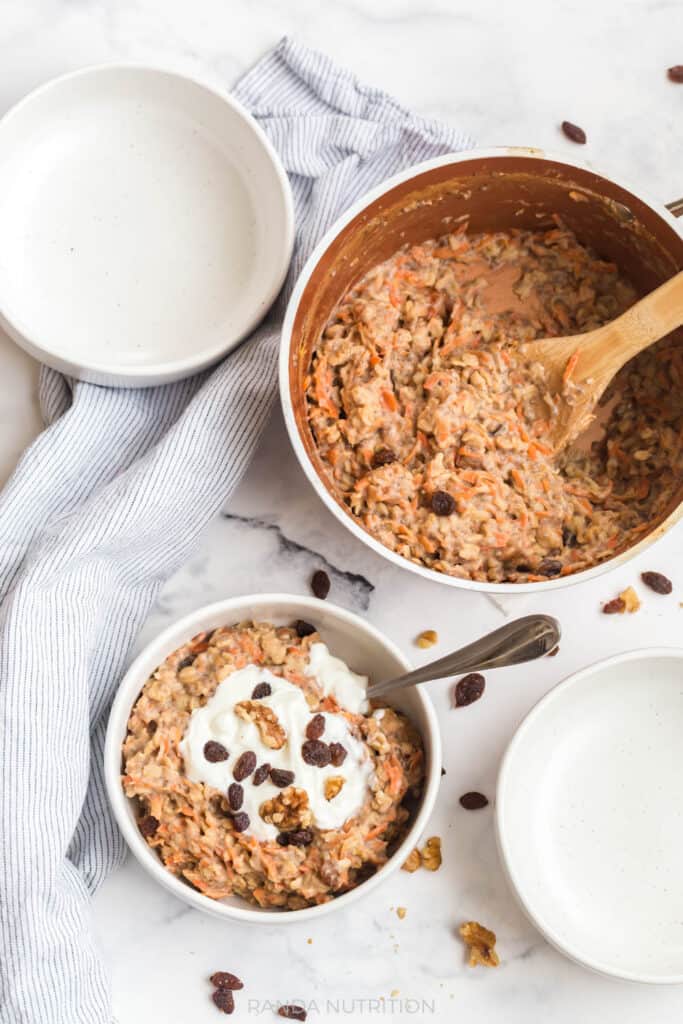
[305,223,683,582]
[122,621,423,910]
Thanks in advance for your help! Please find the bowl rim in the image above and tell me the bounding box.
[495,646,683,983]
[104,592,442,924]
[0,63,295,384]
[279,145,683,593]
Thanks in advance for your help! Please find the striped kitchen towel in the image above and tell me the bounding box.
[0,38,472,1024]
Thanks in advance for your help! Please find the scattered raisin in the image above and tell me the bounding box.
[227,783,244,811]
[441,766,447,776]
[371,448,397,469]
[231,812,250,833]
[603,597,625,614]
[454,673,485,707]
[538,558,562,577]
[252,762,271,786]
[562,526,577,548]
[301,739,331,767]
[212,988,235,1014]
[139,815,159,838]
[278,1007,307,1021]
[311,569,331,599]
[294,620,316,638]
[561,120,587,144]
[277,828,314,847]
[177,654,194,671]
[204,741,229,763]
[210,972,244,991]
[251,681,272,699]
[329,742,347,767]
[305,713,325,740]
[641,571,672,595]
[270,767,295,788]
[233,751,257,781]
[431,490,456,516]
[459,792,489,810]
[668,65,683,82]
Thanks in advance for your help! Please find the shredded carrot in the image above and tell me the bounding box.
[562,348,581,384]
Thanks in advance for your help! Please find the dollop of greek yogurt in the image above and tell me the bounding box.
[179,643,374,841]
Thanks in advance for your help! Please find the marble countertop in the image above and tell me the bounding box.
[1,1,683,1021]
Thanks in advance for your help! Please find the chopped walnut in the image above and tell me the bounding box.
[459,921,500,968]
[421,836,442,871]
[619,586,641,613]
[401,848,422,873]
[234,700,286,749]
[416,629,438,649]
[324,776,345,801]
[259,788,312,830]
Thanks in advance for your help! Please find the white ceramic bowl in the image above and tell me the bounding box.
[105,593,441,924]
[0,65,294,387]
[496,648,683,983]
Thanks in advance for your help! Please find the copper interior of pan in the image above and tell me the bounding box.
[288,154,683,566]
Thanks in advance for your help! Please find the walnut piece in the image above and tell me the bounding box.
[421,836,442,871]
[324,776,345,801]
[416,629,438,649]
[259,788,312,830]
[234,700,286,749]
[401,848,422,873]
[459,921,500,968]
[619,586,641,613]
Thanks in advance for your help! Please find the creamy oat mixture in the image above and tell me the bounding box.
[306,222,683,582]
[122,621,423,910]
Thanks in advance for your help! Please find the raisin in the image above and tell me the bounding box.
[538,558,562,577]
[641,571,672,595]
[177,654,194,671]
[227,783,244,811]
[204,741,229,763]
[210,972,244,991]
[301,739,331,767]
[459,791,489,810]
[251,681,272,699]
[311,569,331,600]
[329,742,347,767]
[562,526,577,548]
[146,720,158,736]
[269,767,295,788]
[233,751,257,781]
[252,762,271,786]
[371,448,397,469]
[561,120,587,144]
[278,1007,307,1021]
[294,619,316,638]
[441,766,447,777]
[139,814,159,838]
[212,988,235,1014]
[603,597,625,614]
[355,862,377,883]
[454,673,485,708]
[277,828,314,848]
[231,812,250,833]
[515,563,531,573]
[668,65,683,82]
[430,490,456,516]
[305,713,325,740]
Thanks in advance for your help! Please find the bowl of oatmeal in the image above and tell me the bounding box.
[104,594,441,923]
[280,148,683,591]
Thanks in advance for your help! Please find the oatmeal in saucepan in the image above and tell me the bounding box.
[305,223,683,583]
[122,621,423,910]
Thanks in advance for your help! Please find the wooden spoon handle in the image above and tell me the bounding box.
[584,270,683,379]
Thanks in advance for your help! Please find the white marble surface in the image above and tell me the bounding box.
[1,0,683,1021]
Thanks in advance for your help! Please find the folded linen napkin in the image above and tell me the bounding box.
[0,38,472,1023]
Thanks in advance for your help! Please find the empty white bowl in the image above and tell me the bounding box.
[104,593,441,924]
[0,66,294,386]
[496,648,683,983]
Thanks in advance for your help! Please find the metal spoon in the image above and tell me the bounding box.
[366,614,560,700]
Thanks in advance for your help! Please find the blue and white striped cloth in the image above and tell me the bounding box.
[0,39,471,1023]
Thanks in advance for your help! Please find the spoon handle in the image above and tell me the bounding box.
[366,614,560,700]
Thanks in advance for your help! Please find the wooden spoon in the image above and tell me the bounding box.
[522,270,683,451]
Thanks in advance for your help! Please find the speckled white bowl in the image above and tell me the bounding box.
[105,593,441,924]
[497,648,683,983]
